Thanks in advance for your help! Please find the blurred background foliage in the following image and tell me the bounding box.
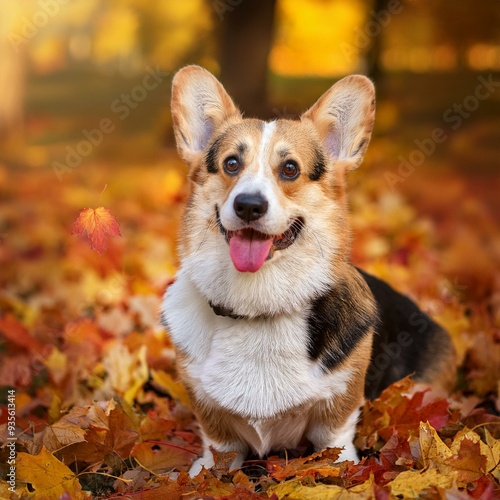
[0,0,499,172]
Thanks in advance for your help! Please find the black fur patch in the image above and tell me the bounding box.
[357,268,450,399]
[307,281,375,370]
[307,269,451,399]
[309,148,326,181]
[205,136,224,174]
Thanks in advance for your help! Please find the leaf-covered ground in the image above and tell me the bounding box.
[0,145,499,499]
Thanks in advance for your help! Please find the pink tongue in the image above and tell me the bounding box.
[229,233,274,272]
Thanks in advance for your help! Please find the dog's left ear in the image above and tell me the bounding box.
[171,65,241,165]
[301,75,375,170]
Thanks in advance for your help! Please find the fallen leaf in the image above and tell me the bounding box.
[484,429,500,480]
[99,343,149,403]
[388,468,456,498]
[72,206,121,253]
[0,313,45,353]
[41,416,87,451]
[150,369,192,408]
[445,437,486,484]
[132,441,195,472]
[269,479,365,499]
[211,448,239,477]
[44,347,68,385]
[418,421,453,470]
[269,458,341,482]
[16,446,85,499]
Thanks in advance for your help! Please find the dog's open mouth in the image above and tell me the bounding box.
[216,209,303,272]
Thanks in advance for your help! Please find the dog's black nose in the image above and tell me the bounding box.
[233,193,268,222]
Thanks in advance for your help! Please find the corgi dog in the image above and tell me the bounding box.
[162,65,456,475]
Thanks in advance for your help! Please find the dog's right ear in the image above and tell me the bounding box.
[171,65,241,164]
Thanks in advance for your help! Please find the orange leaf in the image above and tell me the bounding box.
[0,314,45,353]
[72,207,121,253]
[131,441,195,472]
[446,437,487,484]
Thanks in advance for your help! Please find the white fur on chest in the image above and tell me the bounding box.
[163,270,353,422]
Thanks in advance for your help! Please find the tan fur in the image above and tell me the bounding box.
[308,334,374,435]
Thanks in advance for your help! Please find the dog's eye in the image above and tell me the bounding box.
[280,161,300,180]
[223,157,241,175]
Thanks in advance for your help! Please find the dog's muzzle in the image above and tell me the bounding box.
[215,207,303,272]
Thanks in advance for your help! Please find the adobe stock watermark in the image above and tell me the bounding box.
[213,0,244,21]
[8,0,69,53]
[385,73,500,190]
[340,0,403,63]
[6,389,17,493]
[52,66,168,181]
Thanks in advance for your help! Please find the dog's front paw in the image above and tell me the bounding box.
[188,448,246,477]
[337,443,359,463]
[189,455,215,477]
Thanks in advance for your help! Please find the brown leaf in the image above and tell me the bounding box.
[211,447,239,477]
[445,437,486,484]
[41,417,87,451]
[268,449,342,482]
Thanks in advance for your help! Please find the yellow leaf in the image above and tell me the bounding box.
[485,429,500,480]
[151,369,191,408]
[47,391,62,424]
[388,468,456,498]
[101,343,148,404]
[17,446,85,500]
[0,481,30,498]
[44,347,68,385]
[269,480,367,499]
[418,421,453,471]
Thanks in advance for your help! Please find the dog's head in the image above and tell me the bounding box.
[171,65,375,317]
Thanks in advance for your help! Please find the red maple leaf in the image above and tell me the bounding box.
[72,207,121,253]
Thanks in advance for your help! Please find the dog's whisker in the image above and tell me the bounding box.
[195,218,218,252]
[196,227,210,252]
[292,219,325,258]
[298,221,324,259]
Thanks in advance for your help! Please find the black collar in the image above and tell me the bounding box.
[209,301,244,320]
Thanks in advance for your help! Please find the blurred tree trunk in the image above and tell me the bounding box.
[365,0,388,85]
[214,0,277,117]
[0,6,26,142]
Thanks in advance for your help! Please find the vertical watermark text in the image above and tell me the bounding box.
[6,389,17,493]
